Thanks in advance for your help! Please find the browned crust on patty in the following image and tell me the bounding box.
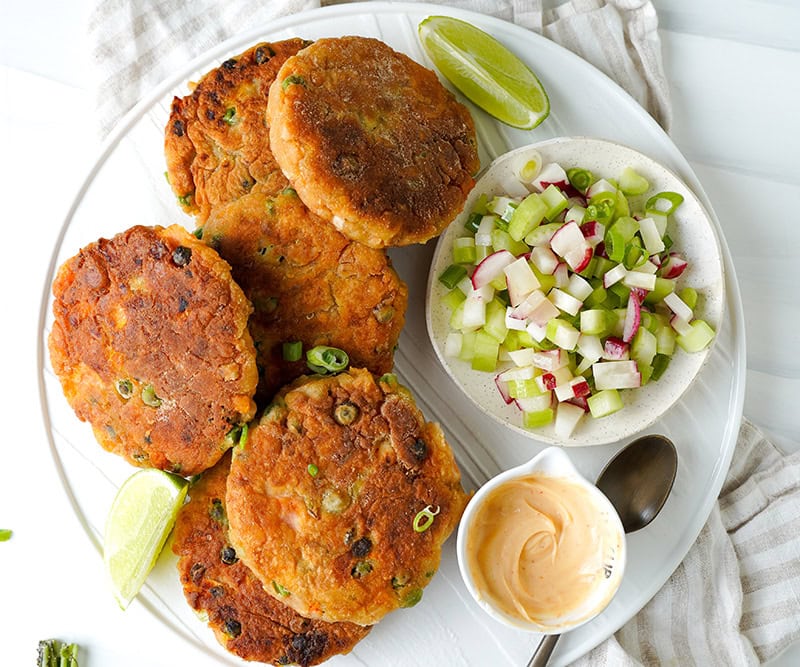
[48,225,257,475]
[173,452,370,666]
[226,369,467,625]
[202,180,408,404]
[164,38,310,224]
[267,36,480,248]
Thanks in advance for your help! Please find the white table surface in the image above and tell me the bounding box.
[2,1,798,665]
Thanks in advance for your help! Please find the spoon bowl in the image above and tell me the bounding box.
[527,434,678,667]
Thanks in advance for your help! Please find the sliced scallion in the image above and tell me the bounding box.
[645,191,684,216]
[282,341,302,362]
[222,107,236,125]
[306,345,349,374]
[567,167,594,192]
[412,505,441,533]
[0,529,11,542]
[438,264,468,289]
[307,463,319,477]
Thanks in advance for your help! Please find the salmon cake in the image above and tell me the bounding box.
[267,36,480,248]
[226,369,468,626]
[48,225,258,475]
[202,179,408,403]
[165,38,310,224]
[173,452,370,666]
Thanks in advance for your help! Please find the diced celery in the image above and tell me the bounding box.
[464,212,483,233]
[523,408,554,429]
[676,319,715,353]
[452,237,476,264]
[472,193,490,215]
[615,190,630,218]
[524,222,563,247]
[491,228,529,256]
[678,286,698,310]
[449,300,465,330]
[508,378,543,399]
[516,330,537,348]
[580,309,614,336]
[592,257,616,279]
[585,285,608,308]
[609,282,631,303]
[504,330,522,351]
[459,331,476,361]
[484,299,509,343]
[604,216,639,262]
[655,324,676,355]
[495,289,511,307]
[475,245,491,262]
[587,389,624,418]
[508,193,548,241]
[643,277,675,305]
[545,318,580,351]
[442,288,466,311]
[618,167,650,196]
[631,326,657,369]
[638,362,654,385]
[541,184,569,221]
[472,331,500,371]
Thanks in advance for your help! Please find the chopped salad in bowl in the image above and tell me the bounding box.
[426,137,725,446]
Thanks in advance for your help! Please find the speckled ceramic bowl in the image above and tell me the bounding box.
[426,137,725,446]
[456,447,626,633]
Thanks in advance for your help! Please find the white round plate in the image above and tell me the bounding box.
[427,137,726,446]
[38,3,745,666]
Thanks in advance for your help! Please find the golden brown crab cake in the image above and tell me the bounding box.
[165,38,310,224]
[267,36,480,249]
[202,180,408,404]
[173,452,370,666]
[226,368,468,626]
[48,224,257,476]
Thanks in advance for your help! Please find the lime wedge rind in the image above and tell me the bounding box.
[419,16,550,130]
[103,469,188,609]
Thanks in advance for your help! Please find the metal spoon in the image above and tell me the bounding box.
[526,434,678,667]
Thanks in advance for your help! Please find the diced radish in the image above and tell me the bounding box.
[603,263,627,288]
[547,319,580,350]
[637,259,659,275]
[670,314,693,336]
[638,216,665,254]
[594,241,608,259]
[525,222,562,247]
[580,221,605,247]
[622,292,641,343]
[527,293,561,327]
[623,270,656,291]
[550,288,583,316]
[630,287,648,305]
[550,221,592,272]
[496,365,536,382]
[494,375,513,405]
[505,307,528,331]
[526,321,547,342]
[530,349,568,371]
[592,360,641,389]
[536,367,572,392]
[508,348,536,367]
[586,178,617,199]
[566,395,590,412]
[553,262,570,288]
[566,273,593,301]
[565,205,587,225]
[504,257,541,306]
[462,293,487,328]
[650,253,663,268]
[531,163,567,191]
[565,245,594,273]
[509,290,544,321]
[475,215,496,246]
[530,245,559,274]
[472,250,515,289]
[577,333,604,363]
[663,291,694,321]
[603,336,630,360]
[444,332,462,357]
[660,252,688,279]
[554,402,586,438]
[554,377,591,402]
[516,392,552,413]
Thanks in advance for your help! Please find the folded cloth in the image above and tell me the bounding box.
[87,0,671,137]
[575,419,800,666]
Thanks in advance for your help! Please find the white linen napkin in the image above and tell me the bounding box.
[88,0,671,137]
[86,1,800,664]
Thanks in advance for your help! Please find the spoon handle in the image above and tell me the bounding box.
[526,634,561,667]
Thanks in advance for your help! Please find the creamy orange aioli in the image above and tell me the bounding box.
[466,474,621,625]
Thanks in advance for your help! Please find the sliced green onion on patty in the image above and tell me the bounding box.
[306,345,349,374]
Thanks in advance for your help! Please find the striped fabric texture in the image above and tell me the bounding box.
[578,419,800,666]
[87,0,671,137]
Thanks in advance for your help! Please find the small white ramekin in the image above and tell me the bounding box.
[456,447,626,633]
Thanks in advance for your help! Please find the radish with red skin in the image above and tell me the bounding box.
[504,256,541,305]
[580,220,605,247]
[593,360,641,389]
[603,337,630,360]
[471,249,516,289]
[622,292,641,343]
[530,245,559,274]
[554,401,586,437]
[660,252,688,279]
[603,263,627,288]
[494,375,513,405]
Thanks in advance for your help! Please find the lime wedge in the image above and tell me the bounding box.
[419,15,550,130]
[103,469,188,609]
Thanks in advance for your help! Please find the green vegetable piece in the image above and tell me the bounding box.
[281,74,306,90]
[141,384,162,408]
[334,402,360,426]
[438,263,468,289]
[507,193,547,241]
[282,340,303,362]
[651,353,672,381]
[676,319,716,353]
[0,529,11,541]
[306,345,349,374]
[272,581,291,596]
[678,286,698,310]
[307,463,319,477]
[618,167,650,195]
[587,389,624,418]
[222,107,236,125]
[464,211,483,233]
[645,191,684,216]
[567,167,594,193]
[413,505,441,533]
[471,331,500,372]
[400,587,424,608]
[115,379,133,399]
[540,184,569,221]
[522,408,554,429]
